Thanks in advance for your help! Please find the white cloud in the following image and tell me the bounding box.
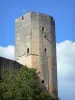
[56,40,75,100]
[0,40,75,100]
[57,40,75,77]
[0,45,15,60]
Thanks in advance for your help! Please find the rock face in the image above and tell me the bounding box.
[15,12,58,97]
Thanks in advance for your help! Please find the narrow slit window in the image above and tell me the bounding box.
[22,16,24,20]
[27,48,29,54]
[42,27,44,31]
[45,48,46,52]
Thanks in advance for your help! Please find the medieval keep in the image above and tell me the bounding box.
[0,12,58,97]
[15,12,58,96]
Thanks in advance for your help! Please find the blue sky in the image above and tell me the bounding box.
[0,0,75,100]
[0,0,75,46]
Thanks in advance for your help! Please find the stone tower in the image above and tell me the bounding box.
[15,12,58,97]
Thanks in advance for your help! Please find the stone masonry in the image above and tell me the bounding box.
[15,12,58,97]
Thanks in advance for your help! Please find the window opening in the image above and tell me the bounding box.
[42,80,44,83]
[42,27,44,31]
[45,48,46,52]
[22,16,24,20]
[27,48,29,54]
[0,77,2,80]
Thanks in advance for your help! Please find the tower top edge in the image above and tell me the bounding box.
[15,11,55,21]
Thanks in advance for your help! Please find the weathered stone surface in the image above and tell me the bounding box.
[0,57,22,79]
[15,12,58,97]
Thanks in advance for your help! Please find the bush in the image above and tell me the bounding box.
[0,66,58,100]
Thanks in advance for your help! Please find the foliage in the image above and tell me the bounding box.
[0,66,58,100]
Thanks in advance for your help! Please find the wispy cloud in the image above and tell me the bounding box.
[0,40,75,100]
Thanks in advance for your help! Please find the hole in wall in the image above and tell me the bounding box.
[22,16,24,20]
[42,80,44,83]
[27,48,29,54]
[45,48,46,52]
[0,77,2,80]
[42,27,44,31]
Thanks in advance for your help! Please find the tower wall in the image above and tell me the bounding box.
[15,12,58,97]
[31,12,40,71]
[15,12,32,67]
[39,13,58,96]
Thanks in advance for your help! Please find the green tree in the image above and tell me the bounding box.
[0,66,59,100]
